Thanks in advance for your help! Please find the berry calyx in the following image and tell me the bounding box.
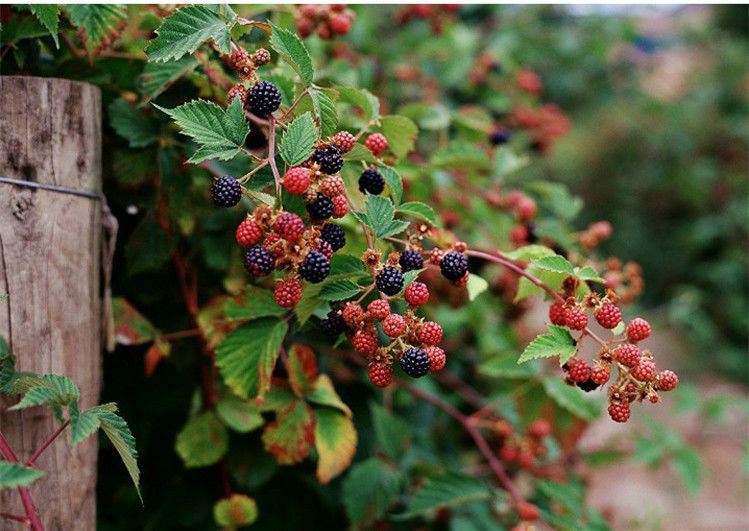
[400,347,430,378]
[549,302,566,326]
[382,313,406,337]
[595,303,622,329]
[399,250,424,272]
[320,223,346,251]
[272,212,305,241]
[243,247,275,276]
[654,369,679,391]
[405,282,430,307]
[424,345,446,371]
[376,266,405,296]
[358,168,385,195]
[298,250,331,283]
[211,176,242,207]
[608,402,631,423]
[626,317,652,342]
[365,133,388,155]
[368,363,393,388]
[236,218,263,247]
[615,344,641,368]
[246,80,282,116]
[274,278,303,308]
[366,299,390,321]
[418,321,443,346]
[283,167,311,194]
[440,251,468,281]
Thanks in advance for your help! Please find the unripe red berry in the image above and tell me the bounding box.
[500,445,517,464]
[342,302,364,327]
[329,13,352,34]
[608,402,631,423]
[567,358,591,383]
[352,330,377,355]
[626,318,652,342]
[274,278,303,308]
[565,306,588,330]
[424,345,446,371]
[418,321,443,346]
[368,363,393,388]
[528,419,551,438]
[331,131,355,153]
[517,502,540,522]
[595,303,622,329]
[316,239,334,260]
[283,167,311,194]
[615,344,641,368]
[382,313,405,337]
[516,449,535,469]
[236,218,263,247]
[510,224,528,245]
[631,359,656,382]
[332,195,348,218]
[404,281,430,307]
[590,364,610,385]
[515,196,537,222]
[263,232,285,258]
[654,369,679,391]
[429,248,445,265]
[319,175,346,197]
[364,133,388,155]
[549,302,566,326]
[367,299,390,321]
[273,212,306,241]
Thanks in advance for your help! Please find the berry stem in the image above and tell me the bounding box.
[280,87,309,122]
[0,430,43,531]
[25,419,71,467]
[353,118,375,142]
[267,116,283,199]
[0,513,30,524]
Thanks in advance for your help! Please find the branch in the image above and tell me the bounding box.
[0,513,30,524]
[267,116,283,198]
[25,419,70,467]
[0,430,43,530]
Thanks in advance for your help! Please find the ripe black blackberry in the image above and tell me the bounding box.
[243,247,275,276]
[320,310,346,336]
[439,251,468,281]
[245,81,282,116]
[490,128,511,146]
[306,195,335,220]
[211,176,242,207]
[358,168,385,195]
[576,378,600,392]
[320,223,346,251]
[399,250,424,272]
[400,347,430,378]
[298,250,330,283]
[376,266,404,296]
[312,145,344,175]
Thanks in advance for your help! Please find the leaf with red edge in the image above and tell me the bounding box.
[113,298,157,345]
[262,400,315,465]
[197,296,239,349]
[314,408,357,484]
[287,344,318,397]
[307,375,352,418]
[144,337,170,377]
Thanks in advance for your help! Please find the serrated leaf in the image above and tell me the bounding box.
[11,374,79,410]
[97,409,140,499]
[398,471,490,518]
[112,298,158,345]
[541,377,599,420]
[137,56,199,99]
[532,255,575,275]
[502,245,556,262]
[29,4,59,48]
[306,375,352,417]
[380,115,418,160]
[0,462,45,490]
[319,279,360,302]
[108,99,159,148]
[575,266,605,283]
[214,494,258,527]
[269,24,313,85]
[175,412,228,467]
[343,458,404,526]
[397,201,436,225]
[514,267,568,303]
[518,325,576,365]
[329,254,366,277]
[225,286,284,320]
[216,319,288,401]
[466,273,488,301]
[337,87,379,120]
[155,98,248,163]
[314,408,357,484]
[380,167,403,205]
[343,143,376,164]
[67,5,126,51]
[69,403,118,446]
[311,90,338,138]
[287,344,318,397]
[280,112,318,166]
[370,403,411,461]
[262,399,315,465]
[357,195,394,238]
[146,5,231,62]
[216,397,264,433]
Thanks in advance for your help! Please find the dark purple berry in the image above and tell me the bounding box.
[298,250,330,283]
[211,176,242,207]
[400,347,430,378]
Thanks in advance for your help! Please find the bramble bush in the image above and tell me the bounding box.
[1,5,716,530]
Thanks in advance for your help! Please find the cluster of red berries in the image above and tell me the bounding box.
[502,191,539,246]
[515,68,543,96]
[226,47,271,83]
[602,257,644,305]
[548,287,679,422]
[496,418,551,471]
[394,4,461,35]
[294,4,355,39]
[511,103,571,154]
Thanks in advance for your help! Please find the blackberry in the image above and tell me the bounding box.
[306,195,335,220]
[320,310,346,336]
[439,252,468,281]
[376,266,404,296]
[576,378,600,392]
[298,250,330,283]
[320,223,346,251]
[312,145,344,175]
[246,80,282,116]
[490,127,511,146]
[243,247,275,276]
[399,250,424,272]
[358,168,385,195]
[400,347,430,378]
[211,176,242,207]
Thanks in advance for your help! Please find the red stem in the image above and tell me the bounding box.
[267,116,282,199]
[0,430,44,530]
[0,513,30,524]
[25,419,70,467]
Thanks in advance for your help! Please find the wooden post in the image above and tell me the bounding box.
[0,76,102,530]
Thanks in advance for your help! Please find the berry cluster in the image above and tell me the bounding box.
[511,103,571,154]
[226,47,271,83]
[294,4,355,39]
[394,4,461,35]
[497,418,551,471]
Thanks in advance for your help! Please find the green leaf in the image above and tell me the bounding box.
[329,254,367,277]
[518,325,577,365]
[216,318,288,401]
[262,399,315,465]
[575,266,605,283]
[294,283,322,325]
[532,256,575,275]
[515,267,568,303]
[611,321,625,336]
[466,273,489,302]
[306,375,352,417]
[398,471,490,518]
[1,16,48,45]
[672,445,703,495]
[397,201,436,225]
[279,112,318,166]
[479,355,536,379]
[319,279,360,302]
[11,374,79,410]
[269,23,313,85]
[108,99,159,148]
[369,403,411,461]
[0,462,45,490]
[343,143,377,164]
[502,245,556,262]
[356,195,393,238]
[541,377,599,420]
[214,494,258,527]
[69,403,118,446]
[97,409,141,499]
[175,412,228,468]
[380,115,418,160]
[216,397,264,433]
[314,408,357,484]
[430,142,491,171]
[311,90,338,138]
[0,342,17,394]
[29,4,60,48]
[380,167,403,205]
[493,146,529,178]
[67,5,126,51]
[112,298,158,345]
[286,344,318,397]
[146,5,231,62]
[225,286,285,320]
[337,86,380,121]
[155,97,249,163]
[137,56,199,100]
[342,458,404,526]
